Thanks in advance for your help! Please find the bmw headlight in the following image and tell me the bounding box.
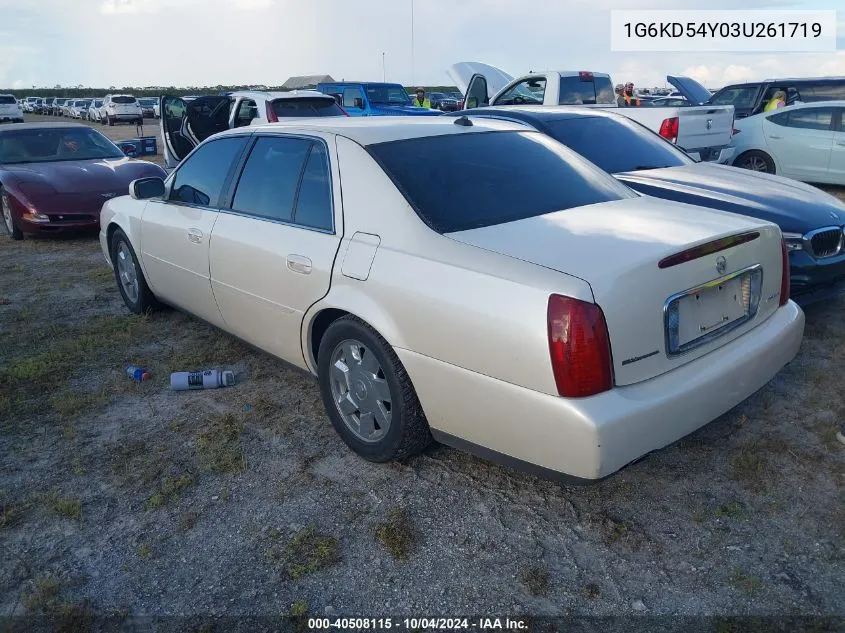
[782,232,804,252]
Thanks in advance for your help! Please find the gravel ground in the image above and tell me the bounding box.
[0,115,844,629]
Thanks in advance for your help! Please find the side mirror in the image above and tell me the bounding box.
[353,97,364,109]
[129,177,166,200]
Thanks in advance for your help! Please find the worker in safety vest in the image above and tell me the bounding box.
[763,90,787,112]
[412,87,431,109]
[624,82,640,107]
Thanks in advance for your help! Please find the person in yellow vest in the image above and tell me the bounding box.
[763,90,787,112]
[624,82,640,107]
[412,88,431,109]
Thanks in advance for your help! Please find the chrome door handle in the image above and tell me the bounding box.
[187,228,203,244]
[768,135,783,140]
[286,254,312,275]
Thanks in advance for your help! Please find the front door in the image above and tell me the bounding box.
[209,134,342,368]
[140,135,250,327]
[160,95,232,168]
[828,108,845,184]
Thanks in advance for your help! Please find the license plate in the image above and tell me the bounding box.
[676,275,747,348]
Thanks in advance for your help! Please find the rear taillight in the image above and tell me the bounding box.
[780,239,790,306]
[547,294,613,398]
[266,102,278,123]
[658,231,760,269]
[658,116,679,143]
[578,71,594,81]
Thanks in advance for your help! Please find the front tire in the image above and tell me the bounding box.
[110,228,158,314]
[734,150,775,174]
[1,189,23,240]
[317,316,431,462]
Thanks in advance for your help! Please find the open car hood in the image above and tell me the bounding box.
[666,75,713,105]
[447,62,515,100]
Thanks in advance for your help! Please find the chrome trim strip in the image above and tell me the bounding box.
[663,263,763,358]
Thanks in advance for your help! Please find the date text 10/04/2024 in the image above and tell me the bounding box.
[307,617,529,630]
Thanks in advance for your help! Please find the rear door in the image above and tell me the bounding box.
[160,95,231,168]
[764,106,835,181]
[209,134,343,367]
[824,108,845,183]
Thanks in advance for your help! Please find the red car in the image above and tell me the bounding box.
[1,123,166,240]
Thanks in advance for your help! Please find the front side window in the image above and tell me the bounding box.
[169,136,248,207]
[496,78,546,106]
[368,130,635,233]
[235,99,257,127]
[231,137,312,222]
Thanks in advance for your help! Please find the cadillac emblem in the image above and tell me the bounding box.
[716,256,727,275]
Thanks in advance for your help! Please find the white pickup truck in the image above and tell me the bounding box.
[448,62,736,164]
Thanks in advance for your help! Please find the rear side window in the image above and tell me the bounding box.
[368,131,635,233]
[293,143,333,231]
[803,82,845,100]
[710,85,758,108]
[112,96,136,104]
[272,97,345,118]
[558,75,615,105]
[770,107,835,131]
[232,137,312,222]
[0,96,16,104]
[170,137,248,207]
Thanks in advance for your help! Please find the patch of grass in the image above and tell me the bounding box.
[47,495,82,522]
[87,267,113,283]
[520,566,550,596]
[820,425,841,451]
[22,577,62,613]
[268,525,341,580]
[374,509,416,561]
[729,566,762,596]
[580,583,601,600]
[179,511,198,532]
[145,473,195,510]
[730,446,768,490]
[164,332,244,374]
[50,389,109,419]
[1,499,27,529]
[137,542,151,558]
[289,600,308,617]
[714,501,745,519]
[196,413,246,474]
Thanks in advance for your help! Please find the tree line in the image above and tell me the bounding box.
[2,85,462,98]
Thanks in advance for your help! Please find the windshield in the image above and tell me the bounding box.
[0,96,16,105]
[365,84,410,105]
[544,115,693,174]
[271,97,346,118]
[112,96,136,104]
[368,130,635,233]
[0,127,125,164]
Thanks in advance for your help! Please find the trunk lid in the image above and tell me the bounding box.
[667,75,713,105]
[446,196,784,386]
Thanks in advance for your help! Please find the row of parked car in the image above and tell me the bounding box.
[1,66,844,481]
[18,94,159,125]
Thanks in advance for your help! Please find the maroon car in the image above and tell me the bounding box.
[1,123,166,240]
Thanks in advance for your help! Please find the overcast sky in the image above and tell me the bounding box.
[0,0,843,89]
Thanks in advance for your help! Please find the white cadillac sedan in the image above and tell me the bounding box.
[100,118,805,481]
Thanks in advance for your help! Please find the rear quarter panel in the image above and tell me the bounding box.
[305,135,595,397]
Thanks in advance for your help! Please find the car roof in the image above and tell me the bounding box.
[229,90,332,101]
[0,122,90,133]
[453,105,624,124]
[215,116,529,145]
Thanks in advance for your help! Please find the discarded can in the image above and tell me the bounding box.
[126,365,150,382]
[170,369,235,391]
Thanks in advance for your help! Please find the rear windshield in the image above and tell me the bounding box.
[56,99,66,104]
[368,130,634,233]
[112,96,136,104]
[545,115,694,174]
[0,96,16,104]
[559,75,615,105]
[271,98,345,118]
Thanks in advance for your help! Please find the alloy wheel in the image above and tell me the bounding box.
[2,193,14,234]
[115,240,139,304]
[744,156,769,172]
[329,339,393,443]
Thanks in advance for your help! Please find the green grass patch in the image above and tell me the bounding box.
[196,413,246,474]
[145,473,195,510]
[50,389,109,419]
[268,525,341,580]
[48,495,82,522]
[520,566,551,596]
[729,566,762,596]
[374,509,416,560]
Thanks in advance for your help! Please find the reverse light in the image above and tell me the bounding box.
[266,102,279,123]
[658,116,679,143]
[547,294,613,398]
[780,239,790,306]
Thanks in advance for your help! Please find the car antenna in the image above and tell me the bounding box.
[453,115,473,127]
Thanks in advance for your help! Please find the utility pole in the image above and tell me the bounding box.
[410,0,415,86]
[382,52,386,82]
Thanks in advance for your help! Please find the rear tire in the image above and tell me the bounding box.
[734,150,775,174]
[110,228,158,314]
[1,189,23,241]
[317,316,432,462]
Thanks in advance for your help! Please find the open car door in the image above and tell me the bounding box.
[160,94,232,169]
[447,62,514,110]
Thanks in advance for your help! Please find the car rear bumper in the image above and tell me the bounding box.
[397,301,804,481]
[109,113,142,120]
